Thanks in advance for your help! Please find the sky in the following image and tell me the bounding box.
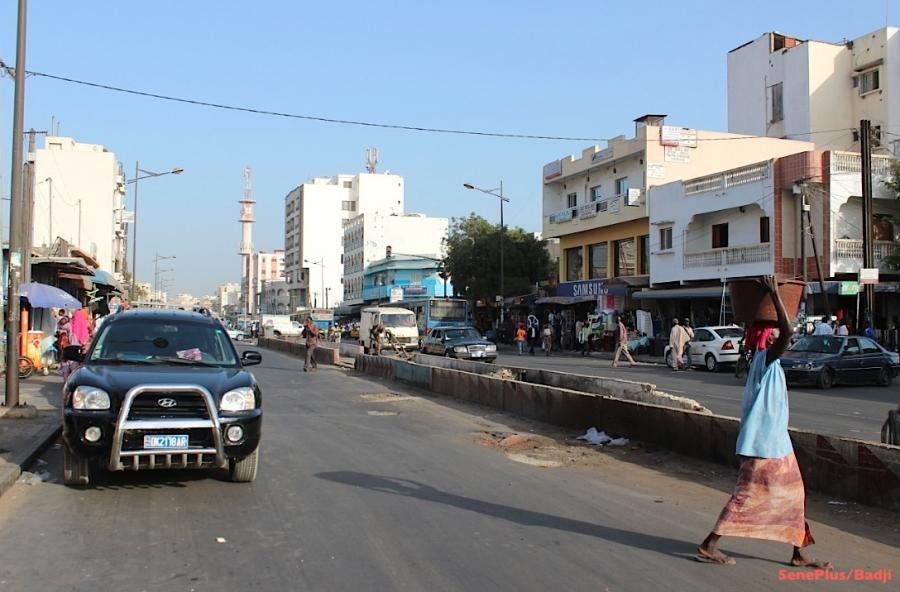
[0,1,894,297]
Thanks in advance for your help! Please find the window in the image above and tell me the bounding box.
[694,329,713,342]
[597,200,608,212]
[857,69,880,95]
[590,185,602,202]
[567,192,577,208]
[589,243,608,279]
[760,216,770,243]
[859,337,881,354]
[639,235,649,275]
[615,177,628,196]
[844,338,861,355]
[712,223,729,249]
[565,247,583,281]
[343,180,352,188]
[614,238,635,276]
[770,82,783,123]
[659,227,673,250]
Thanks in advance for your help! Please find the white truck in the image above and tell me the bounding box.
[359,307,419,354]
[260,314,303,338]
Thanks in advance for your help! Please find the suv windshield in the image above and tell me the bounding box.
[89,319,238,366]
[788,335,842,354]
[444,328,482,340]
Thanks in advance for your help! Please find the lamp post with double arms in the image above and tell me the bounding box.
[304,258,325,308]
[154,252,176,302]
[463,181,510,323]
[127,163,183,300]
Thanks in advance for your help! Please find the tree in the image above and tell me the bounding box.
[443,213,552,304]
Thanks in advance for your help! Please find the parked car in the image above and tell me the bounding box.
[779,334,899,389]
[421,326,498,362]
[61,309,263,486]
[226,327,245,341]
[664,325,743,372]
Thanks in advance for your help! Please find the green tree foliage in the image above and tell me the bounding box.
[444,213,552,303]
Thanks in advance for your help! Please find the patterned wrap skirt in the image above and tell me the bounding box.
[713,452,814,548]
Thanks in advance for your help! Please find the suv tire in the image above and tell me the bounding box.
[229,447,259,483]
[63,445,91,486]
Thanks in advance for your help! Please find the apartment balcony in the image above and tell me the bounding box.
[683,162,769,196]
[832,239,900,270]
[683,244,772,269]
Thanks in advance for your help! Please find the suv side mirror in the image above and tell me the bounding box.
[241,350,262,366]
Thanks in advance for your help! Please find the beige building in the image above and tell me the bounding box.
[542,114,814,305]
[728,28,900,153]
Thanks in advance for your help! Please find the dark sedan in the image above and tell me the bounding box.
[421,326,498,362]
[779,335,899,389]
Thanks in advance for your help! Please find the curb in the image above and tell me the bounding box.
[0,421,62,499]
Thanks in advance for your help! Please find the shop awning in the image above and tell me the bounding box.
[90,269,123,291]
[535,295,599,305]
[633,286,727,300]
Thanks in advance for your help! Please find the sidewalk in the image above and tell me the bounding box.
[495,343,667,365]
[0,372,63,498]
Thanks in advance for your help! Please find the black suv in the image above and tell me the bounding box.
[62,309,263,486]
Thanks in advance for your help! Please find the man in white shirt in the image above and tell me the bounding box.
[835,320,849,336]
[813,320,833,335]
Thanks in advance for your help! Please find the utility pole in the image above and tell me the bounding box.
[5,0,28,409]
[801,184,830,317]
[22,129,36,284]
[860,119,876,329]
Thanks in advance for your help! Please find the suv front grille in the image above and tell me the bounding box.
[128,391,210,420]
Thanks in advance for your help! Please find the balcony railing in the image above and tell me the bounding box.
[683,162,769,196]
[683,244,772,268]
[830,152,894,177]
[833,239,900,267]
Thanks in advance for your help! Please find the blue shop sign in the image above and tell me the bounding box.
[556,279,609,298]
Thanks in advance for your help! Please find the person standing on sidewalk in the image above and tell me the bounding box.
[696,277,831,569]
[682,318,695,371]
[669,319,685,371]
[542,323,553,356]
[611,315,637,368]
[303,318,319,372]
[515,324,527,355]
[526,312,540,355]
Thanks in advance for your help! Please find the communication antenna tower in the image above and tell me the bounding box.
[366,147,379,174]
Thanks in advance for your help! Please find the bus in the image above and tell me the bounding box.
[392,297,469,338]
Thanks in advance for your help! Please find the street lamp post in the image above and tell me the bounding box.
[304,258,325,309]
[153,253,176,302]
[127,163,183,300]
[463,181,510,323]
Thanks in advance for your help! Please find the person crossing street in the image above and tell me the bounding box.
[611,315,637,368]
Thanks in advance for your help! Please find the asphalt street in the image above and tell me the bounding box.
[0,346,897,591]
[494,351,900,442]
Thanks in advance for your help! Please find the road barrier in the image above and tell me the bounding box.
[355,353,900,511]
[257,337,340,366]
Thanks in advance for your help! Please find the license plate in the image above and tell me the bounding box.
[472,351,484,358]
[143,435,189,450]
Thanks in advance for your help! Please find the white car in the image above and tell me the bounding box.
[226,328,246,341]
[664,325,743,372]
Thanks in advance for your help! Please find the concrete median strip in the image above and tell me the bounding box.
[353,352,900,512]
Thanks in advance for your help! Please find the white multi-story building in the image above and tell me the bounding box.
[342,212,448,305]
[251,250,285,313]
[542,114,813,308]
[284,172,404,310]
[728,28,900,153]
[31,136,127,275]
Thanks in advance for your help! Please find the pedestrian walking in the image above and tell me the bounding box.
[682,318,695,370]
[574,319,584,353]
[542,324,552,356]
[669,319,685,371]
[835,319,849,336]
[527,313,540,355]
[303,318,319,372]
[611,316,637,368]
[696,277,831,569]
[515,324,527,355]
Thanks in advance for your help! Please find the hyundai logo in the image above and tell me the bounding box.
[157,398,178,408]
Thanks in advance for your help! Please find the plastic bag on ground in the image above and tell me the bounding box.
[576,427,613,445]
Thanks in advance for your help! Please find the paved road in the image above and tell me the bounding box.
[494,352,899,441]
[0,347,896,591]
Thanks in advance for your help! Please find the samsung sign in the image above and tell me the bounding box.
[556,279,609,298]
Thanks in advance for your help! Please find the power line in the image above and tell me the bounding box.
[0,63,859,144]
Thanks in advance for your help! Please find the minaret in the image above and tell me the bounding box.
[239,166,255,316]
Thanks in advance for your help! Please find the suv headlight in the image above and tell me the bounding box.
[72,386,111,410]
[454,346,468,353]
[485,344,497,352]
[220,387,256,411]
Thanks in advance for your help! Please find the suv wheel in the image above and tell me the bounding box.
[63,445,91,486]
[229,447,259,482]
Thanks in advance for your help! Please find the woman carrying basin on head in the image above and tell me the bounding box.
[695,276,831,569]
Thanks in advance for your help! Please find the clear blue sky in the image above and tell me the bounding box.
[0,1,891,296]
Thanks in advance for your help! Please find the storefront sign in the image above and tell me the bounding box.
[403,284,427,296]
[556,279,609,298]
[839,281,859,296]
[549,209,575,224]
[578,203,597,219]
[859,268,879,285]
